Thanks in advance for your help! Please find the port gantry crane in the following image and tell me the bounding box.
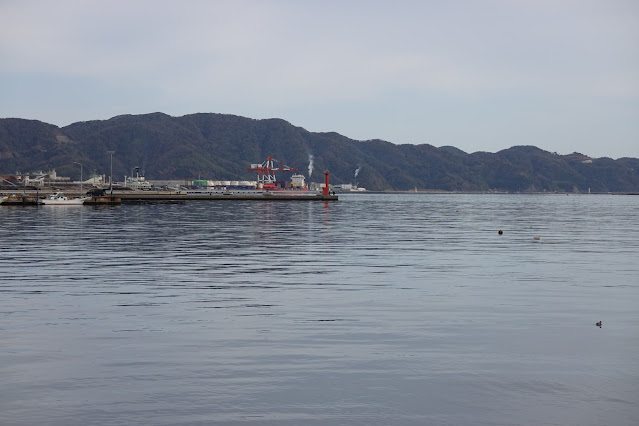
[247,156,296,189]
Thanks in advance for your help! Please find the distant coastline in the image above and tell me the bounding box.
[1,112,638,193]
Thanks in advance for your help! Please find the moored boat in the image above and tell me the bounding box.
[41,192,89,205]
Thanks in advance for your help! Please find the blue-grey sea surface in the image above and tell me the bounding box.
[1,193,638,425]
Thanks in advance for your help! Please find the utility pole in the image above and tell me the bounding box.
[73,162,84,195]
[107,151,115,197]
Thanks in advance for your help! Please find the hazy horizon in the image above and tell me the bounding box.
[1,1,637,158]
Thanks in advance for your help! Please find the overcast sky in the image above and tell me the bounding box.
[1,0,637,158]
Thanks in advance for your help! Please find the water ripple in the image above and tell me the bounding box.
[1,194,638,425]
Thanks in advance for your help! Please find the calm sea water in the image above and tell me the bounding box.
[1,194,638,425]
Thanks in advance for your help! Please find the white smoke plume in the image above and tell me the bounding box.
[354,165,361,178]
[308,154,314,178]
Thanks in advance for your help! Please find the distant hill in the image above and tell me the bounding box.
[1,112,637,192]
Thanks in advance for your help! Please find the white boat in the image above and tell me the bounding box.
[41,192,89,205]
[125,167,152,190]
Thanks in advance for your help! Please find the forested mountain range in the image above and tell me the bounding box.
[1,112,637,192]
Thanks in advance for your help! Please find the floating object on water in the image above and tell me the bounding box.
[498,230,503,235]
[596,321,602,327]
[533,236,542,242]
[41,191,89,205]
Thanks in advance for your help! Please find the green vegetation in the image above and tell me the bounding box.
[1,113,637,192]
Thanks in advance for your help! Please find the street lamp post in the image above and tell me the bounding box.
[73,162,83,195]
[107,151,115,197]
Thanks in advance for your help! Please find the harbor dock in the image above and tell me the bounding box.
[1,190,337,206]
[117,191,338,203]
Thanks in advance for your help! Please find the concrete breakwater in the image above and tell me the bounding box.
[1,190,337,205]
[117,191,338,202]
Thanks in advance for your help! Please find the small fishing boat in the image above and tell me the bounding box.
[41,192,88,205]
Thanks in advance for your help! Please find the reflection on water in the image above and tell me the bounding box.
[1,194,638,425]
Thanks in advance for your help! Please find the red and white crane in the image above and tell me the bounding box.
[247,156,296,189]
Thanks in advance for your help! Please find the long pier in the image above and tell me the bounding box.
[1,190,338,206]
[118,191,338,203]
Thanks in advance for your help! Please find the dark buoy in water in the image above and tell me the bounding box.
[498,230,503,235]
[596,321,602,327]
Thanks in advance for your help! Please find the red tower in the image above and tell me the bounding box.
[323,170,330,196]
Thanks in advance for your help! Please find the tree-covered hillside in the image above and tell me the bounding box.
[1,113,637,192]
